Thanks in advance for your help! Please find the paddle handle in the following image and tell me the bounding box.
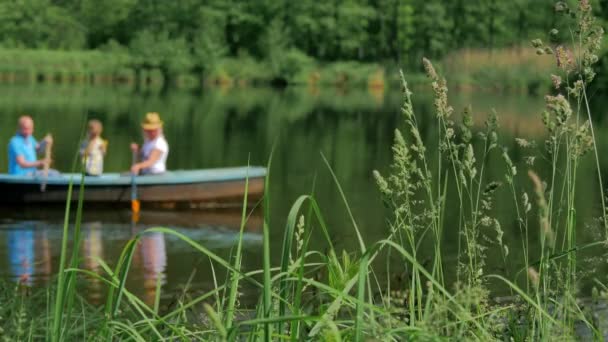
[40,134,52,192]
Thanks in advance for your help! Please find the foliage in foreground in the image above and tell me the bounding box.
[2,1,608,341]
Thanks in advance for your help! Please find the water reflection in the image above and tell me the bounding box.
[136,231,167,306]
[40,230,52,279]
[7,225,34,285]
[83,223,104,273]
[3,222,54,286]
[0,209,262,304]
[82,223,104,303]
[3,85,608,300]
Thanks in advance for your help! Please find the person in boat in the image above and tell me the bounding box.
[80,119,108,176]
[130,112,169,175]
[8,115,55,176]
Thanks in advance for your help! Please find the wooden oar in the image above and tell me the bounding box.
[40,134,52,192]
[131,150,141,215]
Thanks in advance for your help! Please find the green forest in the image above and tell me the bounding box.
[0,0,607,87]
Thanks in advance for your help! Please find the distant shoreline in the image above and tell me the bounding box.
[0,47,557,94]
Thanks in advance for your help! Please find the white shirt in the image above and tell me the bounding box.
[141,136,169,174]
[80,137,106,176]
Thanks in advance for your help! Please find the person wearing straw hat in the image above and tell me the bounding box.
[130,112,169,175]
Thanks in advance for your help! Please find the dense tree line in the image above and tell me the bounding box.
[0,0,604,79]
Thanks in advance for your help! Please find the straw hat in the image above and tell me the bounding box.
[141,112,163,130]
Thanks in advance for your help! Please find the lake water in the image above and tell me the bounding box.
[0,84,606,306]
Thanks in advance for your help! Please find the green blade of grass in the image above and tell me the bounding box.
[204,303,227,340]
[51,177,74,342]
[51,113,87,342]
[105,237,139,318]
[354,254,368,342]
[62,171,87,334]
[378,239,493,339]
[278,195,309,327]
[153,273,162,315]
[486,274,558,325]
[321,153,366,253]
[238,315,317,327]
[262,147,274,341]
[225,156,250,330]
[291,176,317,342]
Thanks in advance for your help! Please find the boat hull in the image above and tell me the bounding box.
[0,167,265,209]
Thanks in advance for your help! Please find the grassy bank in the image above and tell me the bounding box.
[442,47,557,94]
[0,48,392,90]
[0,46,561,93]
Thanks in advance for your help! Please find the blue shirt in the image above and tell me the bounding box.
[8,134,38,175]
[8,227,34,285]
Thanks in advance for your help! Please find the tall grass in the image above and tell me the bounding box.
[1,1,608,341]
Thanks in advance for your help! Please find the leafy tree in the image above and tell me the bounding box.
[395,1,416,64]
[0,0,603,81]
[0,0,85,49]
[335,0,375,60]
[260,19,290,76]
[413,1,451,60]
[78,0,138,47]
[129,30,192,85]
[192,4,228,75]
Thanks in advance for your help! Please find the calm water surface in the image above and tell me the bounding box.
[0,84,607,304]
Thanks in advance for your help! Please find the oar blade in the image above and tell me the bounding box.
[131,199,140,214]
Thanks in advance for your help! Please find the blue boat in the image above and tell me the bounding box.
[0,167,266,209]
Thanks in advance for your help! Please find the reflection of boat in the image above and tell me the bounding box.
[130,210,263,232]
[0,167,265,208]
[0,208,263,232]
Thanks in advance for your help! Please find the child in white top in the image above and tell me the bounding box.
[80,119,107,176]
[130,112,169,175]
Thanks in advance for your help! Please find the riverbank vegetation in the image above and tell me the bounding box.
[443,47,558,94]
[2,1,608,341]
[0,0,600,90]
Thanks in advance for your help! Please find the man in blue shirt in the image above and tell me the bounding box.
[8,115,53,175]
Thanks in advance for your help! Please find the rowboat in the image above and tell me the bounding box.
[0,167,266,208]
